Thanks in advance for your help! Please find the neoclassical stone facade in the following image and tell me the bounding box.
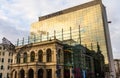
[10,39,65,78]
[10,38,105,78]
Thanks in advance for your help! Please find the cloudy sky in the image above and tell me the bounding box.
[0,0,120,59]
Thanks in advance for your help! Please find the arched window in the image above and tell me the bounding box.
[38,50,43,62]
[64,52,71,64]
[46,49,52,62]
[30,51,35,62]
[23,52,27,63]
[16,53,20,64]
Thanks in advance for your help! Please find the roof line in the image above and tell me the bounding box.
[38,0,102,21]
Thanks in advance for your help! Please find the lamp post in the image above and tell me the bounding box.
[107,21,116,78]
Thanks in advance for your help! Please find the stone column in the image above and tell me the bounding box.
[12,71,16,78]
[12,72,14,78]
[9,72,12,78]
[34,68,38,78]
[35,52,38,62]
[25,69,28,78]
[43,50,46,62]
[17,70,20,78]
[53,68,56,78]
[43,69,46,78]
[28,54,30,63]
[25,73,28,78]
[53,49,57,62]
[34,71,37,78]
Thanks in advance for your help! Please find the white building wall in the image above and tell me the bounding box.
[0,45,13,78]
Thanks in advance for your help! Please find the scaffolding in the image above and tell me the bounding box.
[16,26,82,46]
[63,43,95,78]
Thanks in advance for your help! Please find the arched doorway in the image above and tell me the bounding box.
[38,69,43,78]
[12,70,17,78]
[28,69,34,78]
[20,69,25,78]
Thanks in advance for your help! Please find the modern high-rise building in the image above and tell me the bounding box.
[30,0,115,77]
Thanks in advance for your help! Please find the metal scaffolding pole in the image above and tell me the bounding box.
[79,25,81,45]
[62,28,63,41]
[22,37,24,45]
[17,39,19,46]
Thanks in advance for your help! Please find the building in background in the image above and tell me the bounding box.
[0,37,15,78]
[114,59,120,78]
[30,0,115,77]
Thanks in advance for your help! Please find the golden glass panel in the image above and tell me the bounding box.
[31,4,109,64]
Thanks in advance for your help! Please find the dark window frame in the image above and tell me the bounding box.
[30,51,35,62]
[38,50,43,62]
[46,49,52,62]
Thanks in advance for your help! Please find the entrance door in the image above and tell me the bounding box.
[20,69,25,78]
[38,69,43,78]
[28,69,34,78]
[46,69,52,78]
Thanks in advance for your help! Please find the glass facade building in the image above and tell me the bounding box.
[31,0,109,63]
[30,0,115,77]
